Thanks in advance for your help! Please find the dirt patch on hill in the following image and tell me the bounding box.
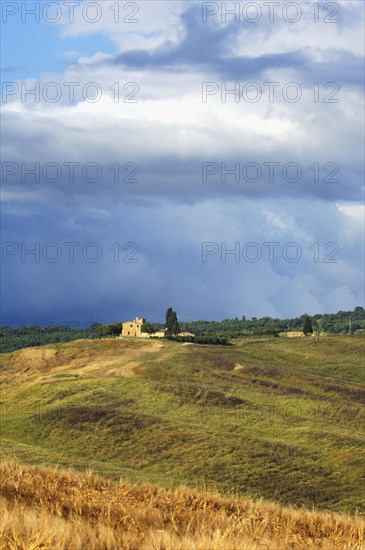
[11,348,57,368]
[1,339,172,383]
[152,343,165,350]
[234,363,246,371]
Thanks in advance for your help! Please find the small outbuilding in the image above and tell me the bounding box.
[279,331,306,338]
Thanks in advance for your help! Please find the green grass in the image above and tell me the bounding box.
[0,336,364,514]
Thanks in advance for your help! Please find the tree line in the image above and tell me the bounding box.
[1,307,363,353]
[177,307,365,339]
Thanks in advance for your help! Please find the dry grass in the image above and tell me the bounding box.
[0,462,363,550]
[0,339,172,385]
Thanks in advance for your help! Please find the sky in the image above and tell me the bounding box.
[1,0,364,326]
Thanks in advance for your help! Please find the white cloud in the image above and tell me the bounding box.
[59,0,187,52]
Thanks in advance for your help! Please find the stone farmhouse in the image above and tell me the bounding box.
[121,317,195,339]
[121,317,145,338]
[120,317,167,339]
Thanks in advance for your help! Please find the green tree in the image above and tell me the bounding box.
[97,323,122,338]
[165,308,172,327]
[172,317,180,335]
[141,323,155,334]
[303,314,313,335]
[165,307,180,335]
[313,317,323,337]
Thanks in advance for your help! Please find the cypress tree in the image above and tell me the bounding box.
[303,314,313,335]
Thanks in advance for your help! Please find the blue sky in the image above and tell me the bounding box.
[1,14,116,81]
[1,1,364,325]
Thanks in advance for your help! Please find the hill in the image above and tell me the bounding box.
[1,461,364,549]
[0,337,364,516]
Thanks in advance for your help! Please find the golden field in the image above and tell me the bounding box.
[0,461,364,550]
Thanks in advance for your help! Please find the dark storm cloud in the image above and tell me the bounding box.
[108,6,305,79]
[2,192,363,326]
[98,4,364,89]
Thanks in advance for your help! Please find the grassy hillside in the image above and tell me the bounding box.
[0,337,364,515]
[1,462,364,549]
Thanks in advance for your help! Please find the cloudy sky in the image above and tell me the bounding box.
[1,0,364,326]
